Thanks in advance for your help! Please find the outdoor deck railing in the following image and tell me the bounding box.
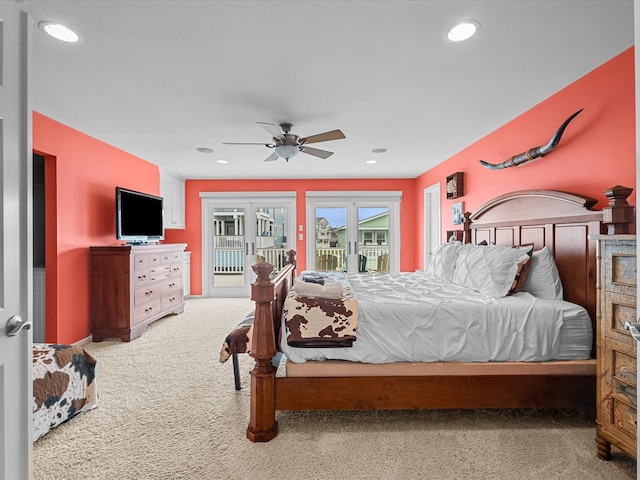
[212,245,389,274]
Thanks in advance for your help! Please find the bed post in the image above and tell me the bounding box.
[246,261,278,442]
[462,212,473,243]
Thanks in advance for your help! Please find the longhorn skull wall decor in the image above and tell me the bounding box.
[478,108,583,170]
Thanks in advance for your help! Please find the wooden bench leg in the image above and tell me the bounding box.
[232,354,242,390]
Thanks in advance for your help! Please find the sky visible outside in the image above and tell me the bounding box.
[316,207,388,227]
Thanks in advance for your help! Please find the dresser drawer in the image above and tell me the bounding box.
[602,241,636,297]
[604,291,637,344]
[134,284,160,306]
[607,338,637,388]
[134,253,150,269]
[608,396,637,440]
[161,291,183,311]
[158,276,182,295]
[133,268,151,287]
[133,298,161,325]
[161,251,175,264]
[170,262,182,277]
[171,251,182,262]
[149,252,162,266]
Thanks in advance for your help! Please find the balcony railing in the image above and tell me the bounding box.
[212,242,388,274]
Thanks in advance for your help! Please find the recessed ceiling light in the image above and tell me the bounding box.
[366,160,377,164]
[371,148,387,154]
[216,159,228,164]
[196,147,214,154]
[38,21,81,43]
[447,20,480,42]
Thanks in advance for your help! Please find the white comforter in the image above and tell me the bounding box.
[280,271,592,364]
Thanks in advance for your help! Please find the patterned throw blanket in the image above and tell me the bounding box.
[284,272,359,348]
[33,344,98,441]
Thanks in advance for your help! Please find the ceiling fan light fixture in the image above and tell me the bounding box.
[39,21,81,43]
[216,159,228,164]
[366,160,377,164]
[275,144,300,160]
[447,20,479,42]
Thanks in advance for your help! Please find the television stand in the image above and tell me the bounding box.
[89,243,187,341]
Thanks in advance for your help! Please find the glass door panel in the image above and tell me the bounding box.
[212,207,246,288]
[357,207,390,273]
[254,206,289,277]
[314,207,347,271]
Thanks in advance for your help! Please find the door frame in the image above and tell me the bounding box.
[423,183,441,270]
[200,191,296,297]
[305,191,401,273]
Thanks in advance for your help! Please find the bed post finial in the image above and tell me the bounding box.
[602,185,634,235]
[462,211,472,244]
[247,261,278,442]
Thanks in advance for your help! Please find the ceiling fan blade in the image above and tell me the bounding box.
[300,146,334,159]
[300,129,345,144]
[257,122,283,139]
[223,142,272,146]
[264,152,279,162]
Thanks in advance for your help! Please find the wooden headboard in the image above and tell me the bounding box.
[462,189,603,333]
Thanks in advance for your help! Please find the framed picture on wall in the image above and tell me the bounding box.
[452,201,464,225]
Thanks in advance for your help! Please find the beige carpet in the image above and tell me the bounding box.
[34,297,636,480]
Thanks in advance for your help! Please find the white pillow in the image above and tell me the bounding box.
[427,241,462,282]
[523,246,563,299]
[452,244,531,298]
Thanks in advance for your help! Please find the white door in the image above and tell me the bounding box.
[200,193,296,297]
[423,183,441,270]
[0,3,33,479]
[306,192,401,273]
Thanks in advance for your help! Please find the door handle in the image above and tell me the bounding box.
[6,316,32,337]
[623,321,640,342]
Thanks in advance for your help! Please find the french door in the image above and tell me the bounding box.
[306,192,401,273]
[201,192,296,297]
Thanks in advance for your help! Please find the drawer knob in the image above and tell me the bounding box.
[623,322,640,342]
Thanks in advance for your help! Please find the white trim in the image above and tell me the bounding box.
[423,183,441,270]
[200,191,296,199]
[306,191,402,199]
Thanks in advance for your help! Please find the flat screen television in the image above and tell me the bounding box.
[116,186,164,244]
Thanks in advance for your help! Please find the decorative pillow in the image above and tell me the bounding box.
[508,244,534,295]
[427,241,462,282]
[452,244,532,298]
[523,246,564,299]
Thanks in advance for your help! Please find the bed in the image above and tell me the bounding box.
[245,189,611,442]
[32,343,98,442]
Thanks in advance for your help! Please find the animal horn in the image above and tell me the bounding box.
[479,108,583,170]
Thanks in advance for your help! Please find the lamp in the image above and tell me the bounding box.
[275,144,300,160]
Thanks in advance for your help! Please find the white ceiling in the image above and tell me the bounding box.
[23,0,634,180]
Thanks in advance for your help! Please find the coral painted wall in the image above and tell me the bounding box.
[414,47,636,269]
[34,47,636,343]
[164,178,416,295]
[33,112,160,344]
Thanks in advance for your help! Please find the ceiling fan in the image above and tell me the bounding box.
[223,122,346,162]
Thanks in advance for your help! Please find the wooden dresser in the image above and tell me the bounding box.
[594,235,637,460]
[90,243,187,342]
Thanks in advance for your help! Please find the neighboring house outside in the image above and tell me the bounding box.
[321,212,390,271]
[315,217,332,247]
